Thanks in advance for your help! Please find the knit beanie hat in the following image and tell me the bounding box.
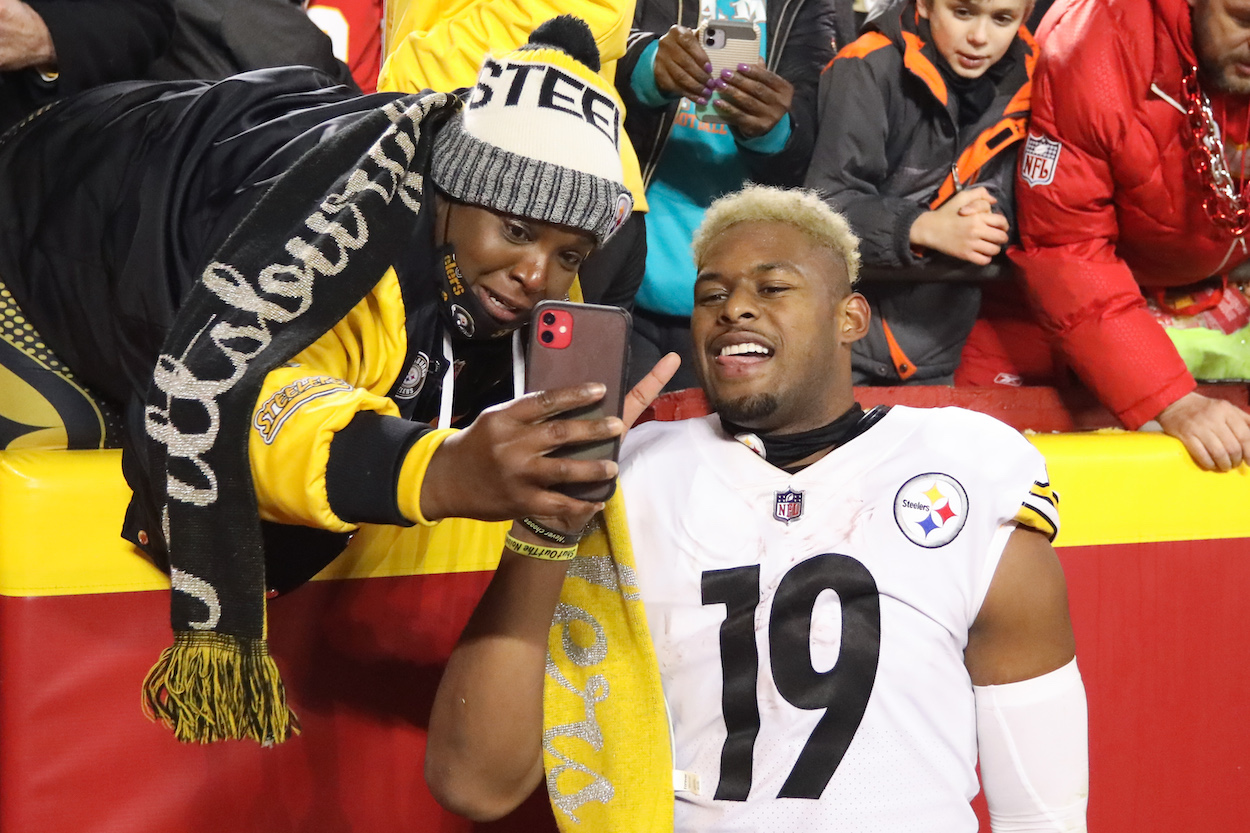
[431,16,633,245]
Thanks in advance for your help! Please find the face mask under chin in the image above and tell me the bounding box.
[434,242,517,341]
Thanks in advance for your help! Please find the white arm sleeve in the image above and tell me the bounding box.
[974,658,1089,833]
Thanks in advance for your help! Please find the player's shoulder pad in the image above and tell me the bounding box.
[902,405,1039,458]
[620,413,714,468]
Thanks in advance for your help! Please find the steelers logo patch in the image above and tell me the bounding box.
[395,353,430,400]
[893,473,968,548]
[605,192,633,240]
[734,431,765,458]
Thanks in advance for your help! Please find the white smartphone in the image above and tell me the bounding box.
[694,19,761,124]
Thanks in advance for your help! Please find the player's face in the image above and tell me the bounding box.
[691,221,869,434]
[435,199,596,330]
[918,0,1029,80]
[1193,0,1250,94]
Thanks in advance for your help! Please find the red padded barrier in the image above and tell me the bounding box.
[14,538,1250,831]
[0,572,558,832]
[1061,539,1250,830]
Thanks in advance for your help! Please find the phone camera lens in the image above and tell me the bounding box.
[540,330,554,344]
[705,36,714,45]
[542,312,556,325]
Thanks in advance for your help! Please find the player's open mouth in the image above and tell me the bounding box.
[719,342,772,358]
[711,333,775,375]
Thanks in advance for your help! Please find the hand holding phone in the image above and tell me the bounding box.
[706,62,794,137]
[415,325,676,528]
[417,379,625,525]
[525,301,631,502]
[698,20,760,77]
[653,25,714,100]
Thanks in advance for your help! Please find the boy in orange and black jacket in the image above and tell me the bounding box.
[804,0,1035,385]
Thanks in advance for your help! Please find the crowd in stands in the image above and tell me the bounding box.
[375,0,1248,469]
[1,0,1248,474]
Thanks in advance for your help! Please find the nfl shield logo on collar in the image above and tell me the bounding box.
[1021,133,1062,187]
[774,488,804,524]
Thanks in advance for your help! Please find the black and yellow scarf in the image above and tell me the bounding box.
[137,90,456,744]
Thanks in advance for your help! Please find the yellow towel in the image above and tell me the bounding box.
[542,491,673,832]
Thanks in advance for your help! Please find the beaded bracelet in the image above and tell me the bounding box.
[504,532,578,562]
[519,516,583,546]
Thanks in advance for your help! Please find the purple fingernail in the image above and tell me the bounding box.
[715,78,728,89]
[738,63,751,72]
[721,68,734,79]
[704,62,713,72]
[696,97,707,105]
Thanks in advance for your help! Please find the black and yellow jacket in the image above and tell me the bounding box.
[0,68,512,592]
[1,71,527,742]
[803,0,1035,383]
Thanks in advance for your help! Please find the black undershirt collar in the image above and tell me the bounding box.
[721,403,890,472]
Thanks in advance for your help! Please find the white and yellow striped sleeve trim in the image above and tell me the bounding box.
[1014,478,1060,542]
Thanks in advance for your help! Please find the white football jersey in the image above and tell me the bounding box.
[619,406,1058,833]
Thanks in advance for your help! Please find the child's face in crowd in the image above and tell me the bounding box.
[919,0,1030,80]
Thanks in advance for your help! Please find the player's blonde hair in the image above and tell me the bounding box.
[691,185,861,285]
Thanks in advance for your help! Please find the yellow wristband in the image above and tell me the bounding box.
[504,532,577,562]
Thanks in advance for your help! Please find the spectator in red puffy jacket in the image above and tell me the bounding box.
[1013,0,1250,472]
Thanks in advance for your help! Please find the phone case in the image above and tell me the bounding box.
[695,19,761,124]
[525,300,632,502]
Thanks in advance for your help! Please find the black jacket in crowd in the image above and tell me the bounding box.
[0,68,393,408]
[0,0,175,134]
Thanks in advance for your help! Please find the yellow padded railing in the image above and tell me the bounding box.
[0,449,506,597]
[2,430,1247,596]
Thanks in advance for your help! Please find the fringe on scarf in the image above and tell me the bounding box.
[141,631,300,744]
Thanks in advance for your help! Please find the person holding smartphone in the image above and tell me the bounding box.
[0,16,648,745]
[425,186,1088,833]
[615,0,837,392]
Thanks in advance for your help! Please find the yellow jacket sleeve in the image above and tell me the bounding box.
[377,0,647,211]
[379,0,629,92]
[247,266,451,532]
